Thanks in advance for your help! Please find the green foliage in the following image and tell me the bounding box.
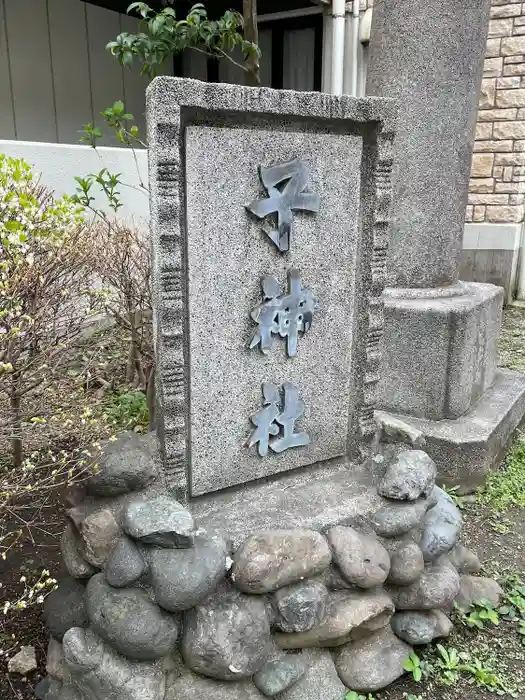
[454,599,501,630]
[478,432,525,511]
[73,168,123,214]
[441,484,472,510]
[344,692,375,700]
[403,651,423,682]
[107,2,260,78]
[104,390,149,430]
[434,644,463,685]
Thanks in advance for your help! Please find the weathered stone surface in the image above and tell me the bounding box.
[273,580,328,633]
[58,684,85,700]
[336,628,411,692]
[63,627,165,700]
[182,587,272,680]
[448,544,482,574]
[165,670,266,700]
[86,432,158,497]
[122,496,195,548]
[61,524,98,579]
[276,589,394,649]
[278,649,346,700]
[326,526,390,588]
[375,411,426,448]
[105,537,146,588]
[322,565,356,591]
[433,610,454,637]
[389,564,461,610]
[391,610,452,645]
[44,577,88,642]
[47,638,66,680]
[371,499,428,537]
[8,645,37,675]
[384,539,425,586]
[35,677,53,700]
[378,450,437,501]
[253,656,306,697]
[420,487,462,561]
[149,533,229,611]
[148,77,395,497]
[77,509,121,568]
[86,573,179,660]
[232,530,331,594]
[455,575,504,610]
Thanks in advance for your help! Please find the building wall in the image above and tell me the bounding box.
[0,0,160,146]
[468,0,525,225]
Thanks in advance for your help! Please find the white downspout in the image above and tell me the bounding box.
[330,0,346,95]
[350,0,360,96]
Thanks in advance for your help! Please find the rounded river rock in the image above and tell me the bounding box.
[384,538,424,586]
[122,496,195,548]
[86,573,179,660]
[253,656,306,696]
[336,627,412,692]
[231,529,331,594]
[148,533,229,611]
[43,577,88,642]
[105,537,146,588]
[388,564,460,610]
[181,587,272,680]
[276,589,394,649]
[419,487,462,562]
[86,432,158,497]
[326,526,390,588]
[378,450,437,501]
[273,580,328,633]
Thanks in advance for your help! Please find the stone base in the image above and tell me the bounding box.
[37,434,494,700]
[190,458,384,547]
[380,282,503,420]
[380,369,525,492]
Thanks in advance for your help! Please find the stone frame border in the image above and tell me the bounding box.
[146,77,396,500]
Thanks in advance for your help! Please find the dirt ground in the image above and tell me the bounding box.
[2,308,525,699]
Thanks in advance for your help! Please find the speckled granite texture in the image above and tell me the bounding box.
[146,77,396,497]
[366,0,492,289]
[366,0,525,486]
[380,282,502,421]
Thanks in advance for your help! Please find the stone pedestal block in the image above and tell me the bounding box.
[382,370,525,492]
[380,282,503,420]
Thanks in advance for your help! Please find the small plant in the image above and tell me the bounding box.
[104,389,149,430]
[403,651,423,682]
[461,657,517,696]
[344,693,375,700]
[442,484,472,510]
[434,644,464,685]
[404,695,423,700]
[479,432,525,511]
[455,599,500,629]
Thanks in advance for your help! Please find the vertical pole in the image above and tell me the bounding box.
[243,0,260,86]
[330,0,346,95]
[322,7,333,92]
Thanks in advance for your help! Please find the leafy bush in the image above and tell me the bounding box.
[0,154,93,467]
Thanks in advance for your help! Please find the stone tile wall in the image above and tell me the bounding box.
[468,0,525,225]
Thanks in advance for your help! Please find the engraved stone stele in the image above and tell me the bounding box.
[147,77,395,498]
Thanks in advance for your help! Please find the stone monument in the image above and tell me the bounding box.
[37,79,498,700]
[366,0,525,491]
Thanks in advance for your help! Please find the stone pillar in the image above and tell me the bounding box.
[366,0,525,490]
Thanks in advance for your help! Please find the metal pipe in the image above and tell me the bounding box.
[330,0,346,95]
[350,0,360,95]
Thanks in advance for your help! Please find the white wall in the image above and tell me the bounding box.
[0,0,162,145]
[0,140,149,226]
